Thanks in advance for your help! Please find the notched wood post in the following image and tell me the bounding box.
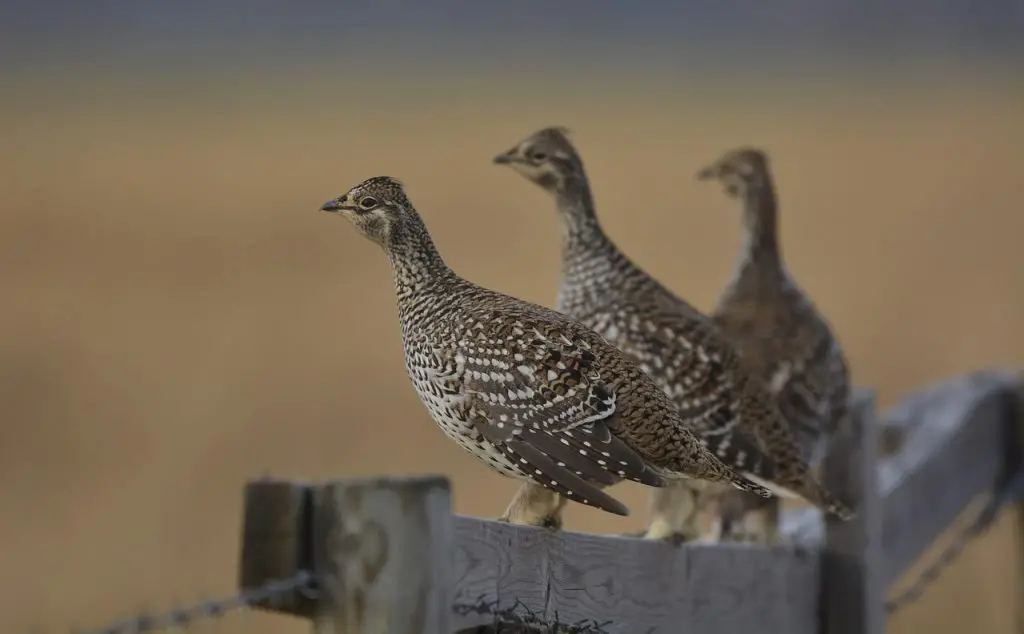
[820,390,885,634]
[238,478,316,617]
[312,475,454,634]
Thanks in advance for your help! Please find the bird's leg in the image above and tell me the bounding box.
[642,480,707,545]
[742,497,784,546]
[720,494,785,546]
[715,487,748,542]
[498,482,566,530]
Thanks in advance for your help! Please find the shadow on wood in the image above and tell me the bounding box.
[238,478,316,617]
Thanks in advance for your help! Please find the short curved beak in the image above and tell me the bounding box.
[695,165,717,181]
[492,152,515,165]
[320,198,343,212]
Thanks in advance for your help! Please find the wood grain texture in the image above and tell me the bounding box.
[449,517,819,634]
[783,372,1018,587]
[819,390,884,634]
[238,478,315,618]
[312,475,454,634]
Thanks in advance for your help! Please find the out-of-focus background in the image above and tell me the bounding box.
[1,2,1022,632]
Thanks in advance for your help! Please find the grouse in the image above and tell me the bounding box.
[319,175,774,530]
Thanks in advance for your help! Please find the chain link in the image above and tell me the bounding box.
[70,572,317,634]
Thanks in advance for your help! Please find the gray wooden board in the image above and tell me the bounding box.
[450,516,820,634]
[782,371,1017,586]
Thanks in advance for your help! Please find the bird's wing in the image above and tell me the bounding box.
[457,318,664,516]
[765,333,837,442]
[767,331,851,464]
[609,308,778,482]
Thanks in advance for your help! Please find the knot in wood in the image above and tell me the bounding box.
[333,518,390,586]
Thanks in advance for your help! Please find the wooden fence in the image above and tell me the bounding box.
[236,370,1023,634]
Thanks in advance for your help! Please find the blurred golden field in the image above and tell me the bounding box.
[1,69,1022,632]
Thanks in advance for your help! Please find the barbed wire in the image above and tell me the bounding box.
[885,466,1024,614]
[31,471,1024,633]
[453,596,614,634]
[68,571,317,634]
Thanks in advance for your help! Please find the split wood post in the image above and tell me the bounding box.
[310,475,454,634]
[820,390,885,634]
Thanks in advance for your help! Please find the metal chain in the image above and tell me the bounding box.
[885,467,1024,614]
[69,572,317,634]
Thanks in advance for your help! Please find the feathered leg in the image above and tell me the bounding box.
[499,482,567,529]
[643,480,709,544]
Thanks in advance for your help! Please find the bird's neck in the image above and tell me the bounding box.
[735,178,783,278]
[556,175,613,262]
[554,176,639,315]
[385,219,459,302]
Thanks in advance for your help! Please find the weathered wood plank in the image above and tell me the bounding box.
[819,390,884,634]
[782,371,1018,587]
[449,517,819,634]
[238,478,316,617]
[312,476,454,634]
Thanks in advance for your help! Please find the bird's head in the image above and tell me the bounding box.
[696,147,771,198]
[492,126,584,195]
[319,176,415,246]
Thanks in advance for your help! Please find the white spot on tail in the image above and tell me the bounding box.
[741,472,801,499]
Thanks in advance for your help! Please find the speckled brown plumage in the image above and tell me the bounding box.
[697,146,853,542]
[319,175,774,530]
[494,128,852,543]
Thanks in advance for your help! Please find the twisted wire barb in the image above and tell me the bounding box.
[885,467,1024,614]
[453,596,614,634]
[74,571,317,634]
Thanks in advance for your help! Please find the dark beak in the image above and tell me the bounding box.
[320,198,343,212]
[492,151,515,165]
[695,165,717,181]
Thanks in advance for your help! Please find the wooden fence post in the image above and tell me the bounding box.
[310,476,454,634]
[1011,371,1024,634]
[820,391,885,634]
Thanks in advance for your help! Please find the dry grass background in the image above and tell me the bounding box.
[1,69,1022,632]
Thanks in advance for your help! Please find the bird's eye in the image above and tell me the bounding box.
[358,196,379,210]
[531,152,548,162]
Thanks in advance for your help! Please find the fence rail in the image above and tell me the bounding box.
[233,369,1023,634]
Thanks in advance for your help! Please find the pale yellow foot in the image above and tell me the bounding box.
[498,482,567,530]
[721,501,785,546]
[641,481,706,545]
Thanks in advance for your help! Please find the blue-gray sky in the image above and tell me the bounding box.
[2,0,1021,77]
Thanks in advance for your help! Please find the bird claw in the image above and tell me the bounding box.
[495,515,562,530]
[627,530,700,546]
[721,528,786,547]
[540,515,562,530]
[662,532,696,547]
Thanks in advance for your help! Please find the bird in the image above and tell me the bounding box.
[696,146,853,542]
[319,175,776,531]
[492,127,852,544]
